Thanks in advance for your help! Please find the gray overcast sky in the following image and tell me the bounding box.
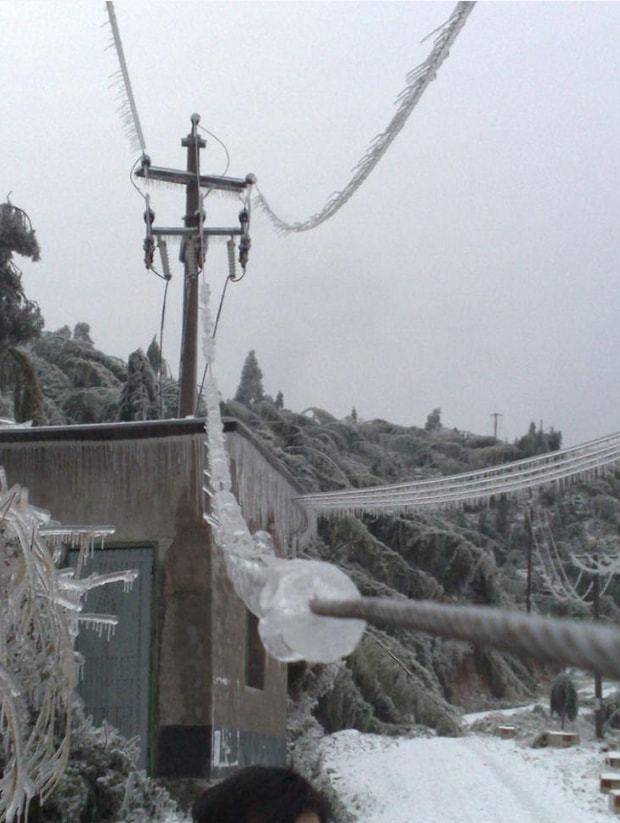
[3,1,619,444]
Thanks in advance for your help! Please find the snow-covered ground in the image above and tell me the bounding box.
[320,730,611,822]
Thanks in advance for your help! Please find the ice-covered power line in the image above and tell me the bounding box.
[200,284,365,663]
[256,1,475,233]
[309,596,620,681]
[297,431,620,515]
[105,1,146,154]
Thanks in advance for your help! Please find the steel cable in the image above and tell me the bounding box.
[310,596,620,680]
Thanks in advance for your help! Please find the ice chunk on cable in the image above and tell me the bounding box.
[201,284,365,662]
[259,558,365,663]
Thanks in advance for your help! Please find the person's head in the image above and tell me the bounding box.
[192,765,331,823]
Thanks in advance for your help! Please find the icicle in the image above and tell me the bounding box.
[0,470,133,822]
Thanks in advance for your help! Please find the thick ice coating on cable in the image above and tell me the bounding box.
[201,283,365,662]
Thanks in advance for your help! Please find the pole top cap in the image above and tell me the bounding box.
[191,113,201,125]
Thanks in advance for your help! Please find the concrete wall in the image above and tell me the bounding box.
[0,417,313,778]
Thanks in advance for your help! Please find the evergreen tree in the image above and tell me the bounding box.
[0,199,46,424]
[425,407,442,432]
[234,350,264,405]
[0,201,42,350]
[550,672,578,730]
[73,322,93,346]
[146,335,162,375]
[351,407,358,422]
[118,349,159,422]
[275,390,284,409]
[54,325,72,340]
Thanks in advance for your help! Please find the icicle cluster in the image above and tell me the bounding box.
[105,1,147,155]
[256,1,475,233]
[200,286,365,663]
[528,509,620,606]
[0,468,135,822]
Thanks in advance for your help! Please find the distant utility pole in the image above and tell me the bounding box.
[525,501,534,614]
[491,412,502,440]
[572,545,619,740]
[592,556,604,740]
[136,113,255,417]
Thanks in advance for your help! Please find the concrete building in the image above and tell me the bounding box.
[0,417,313,778]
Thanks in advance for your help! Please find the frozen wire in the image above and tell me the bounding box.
[105,2,147,154]
[198,124,231,177]
[311,596,620,681]
[256,1,475,233]
[158,274,170,417]
[196,271,233,404]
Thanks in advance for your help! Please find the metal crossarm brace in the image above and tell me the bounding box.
[151,226,243,237]
[135,164,250,193]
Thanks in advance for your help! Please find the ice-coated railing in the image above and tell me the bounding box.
[296,431,620,514]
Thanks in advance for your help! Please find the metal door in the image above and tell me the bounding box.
[71,547,153,768]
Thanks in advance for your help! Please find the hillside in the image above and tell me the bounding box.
[3,332,619,739]
[223,396,620,741]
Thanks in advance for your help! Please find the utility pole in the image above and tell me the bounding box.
[136,114,255,417]
[491,412,502,440]
[179,115,205,417]
[525,502,534,614]
[592,555,604,740]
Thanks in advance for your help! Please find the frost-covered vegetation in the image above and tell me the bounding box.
[2,204,619,817]
[225,353,620,741]
[0,474,180,822]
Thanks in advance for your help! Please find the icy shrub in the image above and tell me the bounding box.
[594,494,620,523]
[41,702,181,822]
[550,672,578,730]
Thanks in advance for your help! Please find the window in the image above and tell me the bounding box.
[245,609,265,689]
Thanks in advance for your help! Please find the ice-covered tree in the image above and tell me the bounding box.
[550,672,578,730]
[0,469,181,822]
[0,200,42,351]
[146,334,162,374]
[0,199,46,424]
[234,349,264,405]
[72,322,93,346]
[275,390,284,409]
[118,349,159,422]
[425,407,442,432]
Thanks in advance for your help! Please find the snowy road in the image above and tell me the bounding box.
[320,731,610,822]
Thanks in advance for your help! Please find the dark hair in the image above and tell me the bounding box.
[192,765,331,823]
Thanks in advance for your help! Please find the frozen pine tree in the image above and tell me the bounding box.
[550,672,578,730]
[0,199,46,425]
[234,349,264,405]
[146,334,162,375]
[118,349,159,421]
[72,322,93,346]
[0,200,42,352]
[275,390,284,409]
[424,407,442,432]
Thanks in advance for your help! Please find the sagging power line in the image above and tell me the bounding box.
[256,1,475,233]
